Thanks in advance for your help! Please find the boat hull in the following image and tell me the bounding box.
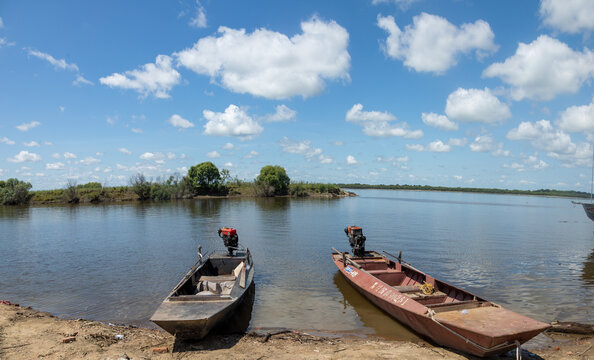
[332,252,549,357]
[582,203,594,221]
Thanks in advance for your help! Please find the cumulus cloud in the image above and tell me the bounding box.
[469,135,496,152]
[23,141,40,147]
[16,121,40,131]
[448,138,467,147]
[0,137,15,145]
[346,155,358,165]
[483,35,594,101]
[540,0,594,34]
[27,49,79,72]
[558,98,594,133]
[203,104,263,139]
[7,150,41,163]
[63,152,77,159]
[118,148,132,155]
[222,142,234,150]
[175,16,350,99]
[100,55,181,98]
[168,114,195,129]
[346,103,423,138]
[405,140,451,152]
[421,112,458,131]
[206,150,220,158]
[189,2,207,28]
[507,120,575,154]
[139,152,165,161]
[377,13,497,74]
[0,37,15,48]
[262,104,297,122]
[445,88,511,124]
[131,128,143,134]
[279,137,332,164]
[45,162,65,170]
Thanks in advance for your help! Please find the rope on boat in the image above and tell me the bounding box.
[515,340,522,360]
[426,309,514,354]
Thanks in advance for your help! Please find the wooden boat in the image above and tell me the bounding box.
[331,248,550,357]
[151,247,254,340]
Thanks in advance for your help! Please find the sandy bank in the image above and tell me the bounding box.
[0,303,592,359]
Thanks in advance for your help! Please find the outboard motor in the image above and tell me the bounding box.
[345,226,366,256]
[218,227,239,255]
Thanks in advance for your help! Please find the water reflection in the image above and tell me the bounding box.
[583,249,594,286]
[188,199,223,218]
[254,197,290,212]
[332,272,419,341]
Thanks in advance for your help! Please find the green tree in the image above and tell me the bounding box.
[254,165,290,196]
[187,162,222,194]
[0,178,33,205]
[130,173,152,200]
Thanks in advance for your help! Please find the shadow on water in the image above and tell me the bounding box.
[187,199,223,218]
[332,272,419,341]
[583,249,594,286]
[172,283,255,352]
[254,197,290,212]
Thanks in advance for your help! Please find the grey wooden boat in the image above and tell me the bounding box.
[150,248,254,340]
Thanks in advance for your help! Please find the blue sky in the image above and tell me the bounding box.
[1,0,593,191]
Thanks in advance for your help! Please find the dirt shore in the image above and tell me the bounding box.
[1,303,592,360]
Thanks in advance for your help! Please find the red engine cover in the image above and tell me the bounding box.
[220,227,237,236]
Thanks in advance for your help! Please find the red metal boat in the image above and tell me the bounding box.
[332,227,550,357]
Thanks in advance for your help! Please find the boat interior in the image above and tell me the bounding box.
[347,252,490,313]
[168,252,248,301]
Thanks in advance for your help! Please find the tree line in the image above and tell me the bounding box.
[1,162,345,205]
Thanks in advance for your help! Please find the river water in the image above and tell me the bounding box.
[0,190,592,339]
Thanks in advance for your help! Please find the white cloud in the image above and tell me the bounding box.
[453,175,462,180]
[16,121,40,131]
[483,35,594,101]
[168,114,195,129]
[64,152,77,159]
[540,0,594,34]
[507,120,575,154]
[131,128,143,134]
[346,103,423,138]
[106,116,117,125]
[547,141,592,167]
[100,55,181,98]
[118,148,132,155]
[279,137,332,164]
[558,98,594,133]
[263,104,297,122]
[73,74,93,86]
[203,104,263,139]
[372,0,420,10]
[52,153,61,159]
[421,112,458,131]
[175,16,350,99]
[448,138,467,147]
[377,13,497,74]
[469,135,496,152]
[79,156,100,165]
[59,106,65,112]
[0,37,15,48]
[406,140,451,152]
[346,155,358,165]
[222,142,234,150]
[7,150,41,163]
[27,49,79,72]
[23,141,40,147]
[244,150,259,159]
[445,88,511,124]
[44,141,53,146]
[206,150,221,158]
[139,152,163,160]
[0,137,15,145]
[224,162,233,167]
[166,152,176,159]
[45,162,65,170]
[0,17,3,28]
[189,2,207,28]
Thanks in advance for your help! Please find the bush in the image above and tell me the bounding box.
[64,180,79,204]
[254,165,290,196]
[187,162,224,195]
[130,173,152,200]
[289,182,307,197]
[0,178,33,205]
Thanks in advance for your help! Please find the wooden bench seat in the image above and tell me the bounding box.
[199,275,236,282]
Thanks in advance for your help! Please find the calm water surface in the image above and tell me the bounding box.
[1,190,593,339]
